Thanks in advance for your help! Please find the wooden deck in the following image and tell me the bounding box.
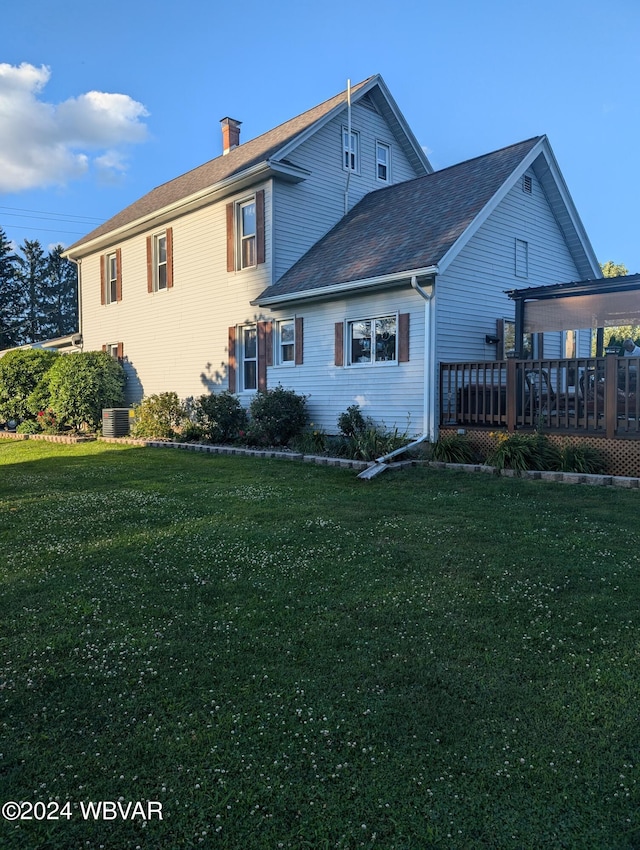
[440,356,640,439]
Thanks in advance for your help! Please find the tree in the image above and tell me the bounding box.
[43,351,126,430]
[0,348,58,423]
[16,239,49,344]
[46,246,78,337]
[0,227,23,349]
[598,261,639,351]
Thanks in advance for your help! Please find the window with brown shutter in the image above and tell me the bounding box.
[101,250,122,305]
[146,230,173,292]
[226,190,266,272]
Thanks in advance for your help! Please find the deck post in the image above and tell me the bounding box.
[605,355,618,439]
[506,358,517,432]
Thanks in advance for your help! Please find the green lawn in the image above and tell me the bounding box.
[1,440,639,849]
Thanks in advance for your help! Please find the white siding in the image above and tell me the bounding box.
[267,287,426,435]
[435,169,586,365]
[272,102,420,281]
[80,183,272,404]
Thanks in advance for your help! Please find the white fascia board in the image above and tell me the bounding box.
[253,266,438,307]
[64,160,309,260]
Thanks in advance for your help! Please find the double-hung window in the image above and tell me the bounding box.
[101,249,122,305]
[238,199,256,269]
[241,325,257,391]
[348,315,397,365]
[343,127,359,172]
[376,141,391,182]
[277,319,295,365]
[226,190,265,272]
[146,229,173,292]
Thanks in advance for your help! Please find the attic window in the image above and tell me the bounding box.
[523,174,533,194]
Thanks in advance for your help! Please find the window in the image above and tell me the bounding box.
[226,190,265,272]
[103,342,123,360]
[343,127,359,172]
[515,238,529,278]
[241,325,257,391]
[277,319,295,364]
[348,316,397,365]
[376,141,391,182]
[238,199,256,269]
[503,319,535,359]
[101,249,121,305]
[146,229,173,292]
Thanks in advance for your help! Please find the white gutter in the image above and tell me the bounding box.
[254,265,438,308]
[358,272,437,479]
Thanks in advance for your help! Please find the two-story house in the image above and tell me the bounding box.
[64,74,600,439]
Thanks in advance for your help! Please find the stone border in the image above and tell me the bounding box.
[2,430,639,487]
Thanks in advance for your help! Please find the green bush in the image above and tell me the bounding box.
[336,404,409,461]
[488,432,561,473]
[560,443,606,474]
[131,392,189,440]
[0,348,58,423]
[41,351,126,431]
[247,386,307,446]
[193,391,248,443]
[432,433,475,464]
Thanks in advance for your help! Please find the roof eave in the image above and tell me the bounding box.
[63,159,310,259]
[253,266,439,307]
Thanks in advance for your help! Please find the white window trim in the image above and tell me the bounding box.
[240,323,258,392]
[276,318,295,366]
[375,140,391,183]
[106,252,118,304]
[342,126,360,173]
[155,233,167,291]
[346,314,398,367]
[237,196,257,270]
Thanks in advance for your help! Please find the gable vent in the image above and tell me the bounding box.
[523,174,533,194]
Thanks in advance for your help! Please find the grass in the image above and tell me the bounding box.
[1,440,639,849]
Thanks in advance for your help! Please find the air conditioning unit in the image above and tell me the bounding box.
[102,408,133,437]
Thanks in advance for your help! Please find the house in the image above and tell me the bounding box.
[64,75,600,440]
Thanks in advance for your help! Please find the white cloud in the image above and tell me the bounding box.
[0,62,149,192]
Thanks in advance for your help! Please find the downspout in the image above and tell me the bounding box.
[69,257,84,350]
[357,274,436,480]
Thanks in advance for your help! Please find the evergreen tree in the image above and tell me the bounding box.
[0,228,23,349]
[16,239,49,344]
[46,245,78,337]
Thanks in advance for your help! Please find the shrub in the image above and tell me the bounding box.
[337,404,367,439]
[432,434,475,464]
[247,386,307,446]
[0,348,58,423]
[42,351,126,431]
[336,404,409,461]
[193,391,248,443]
[131,392,189,440]
[487,432,561,473]
[292,422,327,455]
[560,443,606,474]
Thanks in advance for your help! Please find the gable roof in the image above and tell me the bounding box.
[65,75,431,257]
[255,135,601,307]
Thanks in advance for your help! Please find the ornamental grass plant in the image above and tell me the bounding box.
[1,441,639,849]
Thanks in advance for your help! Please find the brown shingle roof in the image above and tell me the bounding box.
[257,136,544,303]
[67,77,375,253]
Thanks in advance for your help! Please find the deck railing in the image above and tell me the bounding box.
[440,357,640,438]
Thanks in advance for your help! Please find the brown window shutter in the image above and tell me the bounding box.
[102,344,107,353]
[166,228,174,289]
[295,317,304,365]
[100,255,106,305]
[536,332,544,359]
[334,321,344,366]
[398,313,410,362]
[146,236,153,293]
[257,320,269,391]
[116,342,124,361]
[265,321,273,367]
[226,203,235,272]
[255,189,265,266]
[115,248,123,302]
[228,326,237,392]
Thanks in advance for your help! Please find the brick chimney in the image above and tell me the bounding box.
[220,117,241,155]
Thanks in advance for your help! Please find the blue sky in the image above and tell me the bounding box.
[1,0,639,274]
